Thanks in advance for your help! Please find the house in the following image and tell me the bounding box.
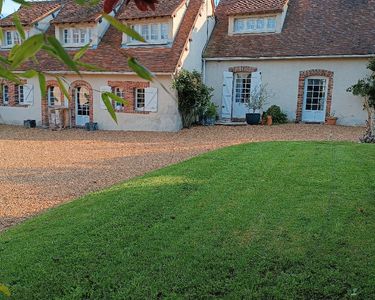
[203,0,375,125]
[0,0,215,131]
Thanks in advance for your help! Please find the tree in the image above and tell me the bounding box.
[347,58,375,142]
[172,69,213,128]
[0,0,155,123]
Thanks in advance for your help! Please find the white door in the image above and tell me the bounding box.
[75,86,90,126]
[302,78,327,123]
[222,71,233,119]
[233,73,251,119]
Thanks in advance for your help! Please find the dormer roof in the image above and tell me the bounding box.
[118,0,185,20]
[51,0,104,24]
[226,0,288,16]
[0,1,61,27]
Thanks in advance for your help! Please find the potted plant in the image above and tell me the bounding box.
[325,111,338,125]
[203,102,217,126]
[245,84,271,125]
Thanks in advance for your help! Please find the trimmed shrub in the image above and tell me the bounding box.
[264,105,288,124]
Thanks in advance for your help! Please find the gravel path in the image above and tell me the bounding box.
[0,124,363,231]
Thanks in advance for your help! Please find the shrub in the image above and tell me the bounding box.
[264,105,288,124]
[172,70,213,128]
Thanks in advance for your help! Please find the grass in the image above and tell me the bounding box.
[1,142,374,299]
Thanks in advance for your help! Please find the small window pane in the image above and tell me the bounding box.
[150,24,158,40]
[234,19,245,32]
[267,18,276,30]
[246,19,256,30]
[136,88,145,110]
[6,32,12,45]
[72,29,80,44]
[141,25,149,40]
[160,23,168,39]
[80,29,87,43]
[256,19,265,29]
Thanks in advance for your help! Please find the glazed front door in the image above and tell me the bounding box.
[75,86,90,126]
[302,78,327,123]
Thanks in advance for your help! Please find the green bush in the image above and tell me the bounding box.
[264,105,288,124]
[172,70,213,128]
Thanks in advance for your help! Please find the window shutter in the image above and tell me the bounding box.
[100,86,112,109]
[222,71,233,119]
[23,84,34,105]
[144,87,158,112]
[250,71,262,95]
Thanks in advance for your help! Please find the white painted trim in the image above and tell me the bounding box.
[203,54,375,61]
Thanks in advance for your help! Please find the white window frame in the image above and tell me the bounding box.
[113,87,125,111]
[62,27,92,47]
[3,30,21,48]
[233,16,277,34]
[135,88,145,111]
[2,85,9,105]
[127,23,170,45]
[14,85,25,105]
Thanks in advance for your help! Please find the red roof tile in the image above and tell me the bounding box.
[118,0,185,20]
[226,0,288,16]
[204,0,375,58]
[52,0,104,24]
[0,1,61,27]
[5,0,203,74]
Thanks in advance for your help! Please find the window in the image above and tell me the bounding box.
[47,86,62,106]
[2,85,9,105]
[4,30,21,47]
[75,86,90,116]
[14,85,24,105]
[235,73,252,104]
[62,28,92,46]
[304,78,327,111]
[234,16,277,33]
[128,23,170,44]
[112,87,125,111]
[135,88,145,110]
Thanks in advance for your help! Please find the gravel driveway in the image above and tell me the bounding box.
[0,124,363,231]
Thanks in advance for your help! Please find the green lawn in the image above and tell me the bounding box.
[1,142,374,299]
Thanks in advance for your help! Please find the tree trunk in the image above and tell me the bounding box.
[364,97,375,136]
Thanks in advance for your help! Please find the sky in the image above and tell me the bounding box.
[2,0,20,16]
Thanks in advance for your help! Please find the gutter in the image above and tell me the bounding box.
[14,71,173,76]
[203,54,375,61]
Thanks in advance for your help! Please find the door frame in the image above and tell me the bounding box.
[302,76,329,123]
[232,72,252,119]
[69,80,93,127]
[296,69,334,122]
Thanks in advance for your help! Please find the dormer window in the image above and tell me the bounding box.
[62,28,92,47]
[4,30,21,47]
[234,16,277,34]
[126,23,170,45]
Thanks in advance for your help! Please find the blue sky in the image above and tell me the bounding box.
[2,0,20,16]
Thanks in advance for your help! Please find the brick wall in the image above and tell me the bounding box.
[108,81,150,114]
[296,69,334,122]
[0,79,27,107]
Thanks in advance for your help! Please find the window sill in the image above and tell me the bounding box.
[115,110,150,115]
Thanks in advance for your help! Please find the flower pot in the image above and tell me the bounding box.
[325,117,337,125]
[246,113,261,125]
[204,117,216,126]
[85,122,98,131]
[267,115,273,126]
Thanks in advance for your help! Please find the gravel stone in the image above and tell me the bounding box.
[0,124,363,231]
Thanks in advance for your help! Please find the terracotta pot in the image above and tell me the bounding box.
[267,115,273,126]
[325,117,337,125]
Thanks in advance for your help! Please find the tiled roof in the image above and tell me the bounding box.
[226,0,288,16]
[52,0,104,24]
[118,0,185,20]
[204,0,375,58]
[0,1,61,27]
[6,0,203,74]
